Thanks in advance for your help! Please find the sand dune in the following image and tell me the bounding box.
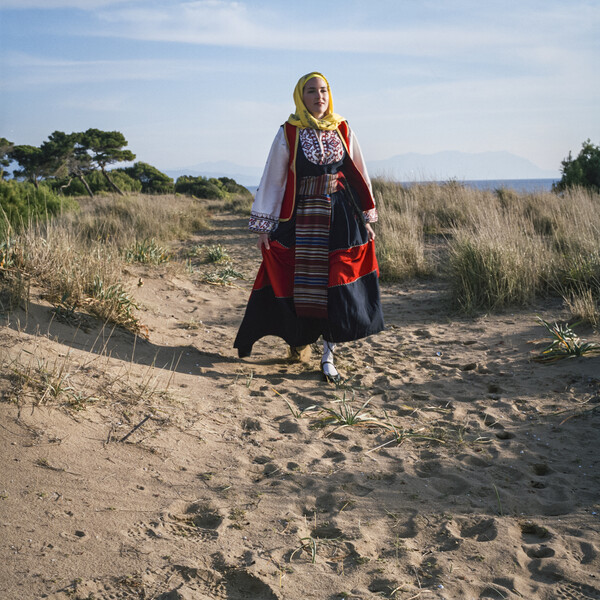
[1,213,599,599]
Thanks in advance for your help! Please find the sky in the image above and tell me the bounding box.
[1,0,599,179]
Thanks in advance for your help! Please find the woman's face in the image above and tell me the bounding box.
[302,77,329,119]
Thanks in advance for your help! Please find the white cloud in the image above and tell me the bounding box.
[84,0,599,63]
[0,0,140,8]
[2,52,231,88]
[94,1,509,56]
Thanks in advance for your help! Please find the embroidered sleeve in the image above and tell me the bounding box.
[249,213,279,233]
[249,127,289,233]
[363,208,379,223]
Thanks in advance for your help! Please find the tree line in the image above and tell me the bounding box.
[0,129,251,200]
[2,129,598,197]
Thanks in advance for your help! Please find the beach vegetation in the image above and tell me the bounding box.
[174,174,251,202]
[0,137,13,180]
[291,536,318,564]
[531,317,600,363]
[204,244,230,263]
[0,180,78,234]
[118,161,174,194]
[197,264,244,286]
[4,129,250,206]
[373,179,600,322]
[316,393,390,431]
[124,238,170,265]
[0,192,210,332]
[81,128,136,195]
[553,139,600,193]
[10,144,49,188]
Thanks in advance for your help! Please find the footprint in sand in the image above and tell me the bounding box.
[278,419,300,433]
[414,460,472,496]
[437,519,462,551]
[311,522,344,539]
[58,529,89,542]
[206,553,278,600]
[132,500,224,541]
[368,578,401,596]
[525,544,555,558]
[576,541,598,565]
[387,508,419,539]
[527,560,600,600]
[321,449,346,462]
[555,580,600,599]
[481,577,522,599]
[459,516,498,542]
[519,519,552,542]
[55,576,145,600]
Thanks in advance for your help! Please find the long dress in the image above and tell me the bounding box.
[234,125,384,358]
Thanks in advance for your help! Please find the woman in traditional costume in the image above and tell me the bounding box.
[234,72,384,382]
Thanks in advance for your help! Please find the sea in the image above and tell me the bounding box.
[442,178,559,193]
[246,178,559,195]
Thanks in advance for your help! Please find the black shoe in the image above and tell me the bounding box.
[321,358,342,384]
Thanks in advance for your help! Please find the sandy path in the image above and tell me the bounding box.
[1,213,599,599]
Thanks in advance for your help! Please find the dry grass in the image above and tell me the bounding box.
[3,184,600,327]
[446,201,551,312]
[0,193,211,332]
[373,179,600,322]
[373,180,432,281]
[66,193,210,247]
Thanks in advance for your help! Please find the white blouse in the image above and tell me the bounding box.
[249,125,377,233]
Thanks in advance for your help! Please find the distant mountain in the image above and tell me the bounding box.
[164,161,263,187]
[163,151,559,187]
[369,151,559,181]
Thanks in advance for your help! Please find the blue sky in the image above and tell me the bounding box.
[1,0,599,178]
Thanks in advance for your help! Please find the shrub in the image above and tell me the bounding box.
[216,177,252,198]
[118,162,175,194]
[553,139,600,193]
[71,194,210,248]
[0,180,78,235]
[175,175,227,199]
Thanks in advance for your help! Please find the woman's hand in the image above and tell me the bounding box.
[365,223,376,241]
[257,233,271,250]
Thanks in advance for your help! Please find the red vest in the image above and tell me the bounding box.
[279,121,376,222]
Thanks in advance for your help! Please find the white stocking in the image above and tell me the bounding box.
[321,340,339,380]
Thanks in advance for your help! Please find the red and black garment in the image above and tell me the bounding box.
[234,123,384,358]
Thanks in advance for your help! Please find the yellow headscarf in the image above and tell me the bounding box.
[287,72,345,130]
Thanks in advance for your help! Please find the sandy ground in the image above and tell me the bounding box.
[1,213,599,600]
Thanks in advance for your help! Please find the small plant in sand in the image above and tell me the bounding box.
[316,393,391,431]
[205,244,230,263]
[365,416,445,455]
[187,243,230,263]
[124,238,170,264]
[87,276,145,335]
[5,352,82,407]
[290,536,318,564]
[198,264,244,286]
[532,317,600,363]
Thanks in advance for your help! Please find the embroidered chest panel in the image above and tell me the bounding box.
[299,129,344,165]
